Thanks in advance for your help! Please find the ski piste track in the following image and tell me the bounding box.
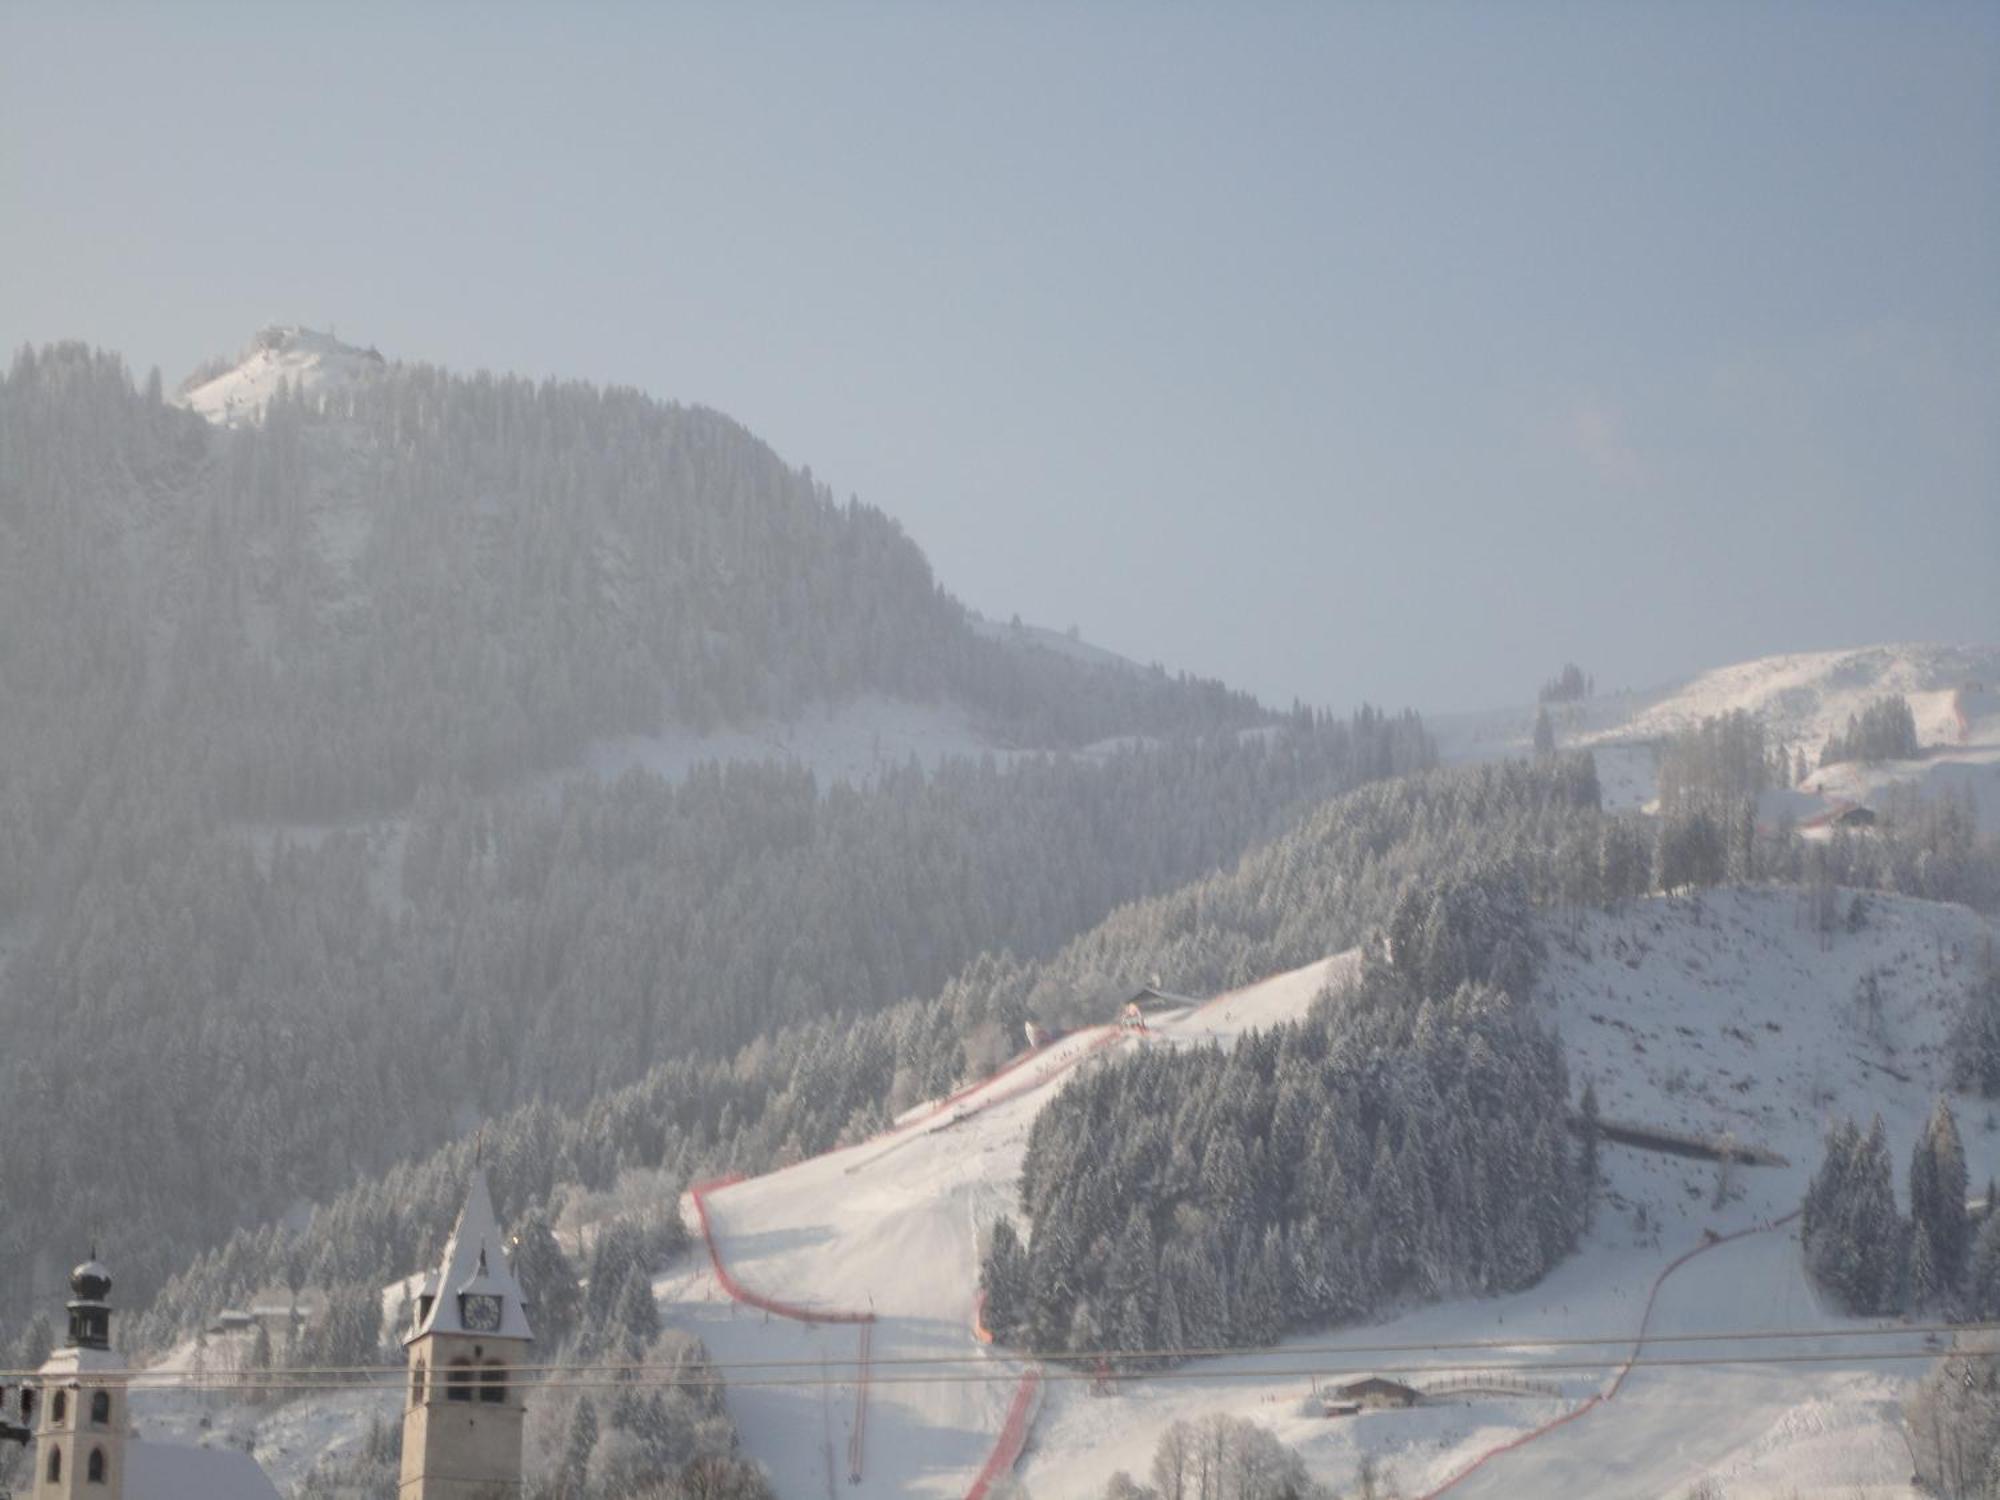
[689,960,1807,1499]
[689,1018,1142,1497]
[963,1370,1043,1500]
[692,1173,880,1486]
[1412,1209,1805,1499]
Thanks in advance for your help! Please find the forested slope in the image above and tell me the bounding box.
[131,755,1590,1352]
[0,339,1421,1332]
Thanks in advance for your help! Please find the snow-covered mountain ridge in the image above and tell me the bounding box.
[176,325,386,427]
[1437,642,1997,766]
[1435,641,2000,831]
[167,326,1170,797]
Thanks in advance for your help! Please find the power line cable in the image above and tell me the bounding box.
[6,1314,1983,1385]
[3,1344,1979,1398]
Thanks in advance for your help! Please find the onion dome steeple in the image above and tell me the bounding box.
[65,1250,113,1351]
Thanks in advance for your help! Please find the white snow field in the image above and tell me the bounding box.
[177,325,388,426]
[1432,642,2000,830]
[651,889,1996,1499]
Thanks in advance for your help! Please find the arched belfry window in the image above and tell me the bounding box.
[478,1361,506,1404]
[87,1446,106,1483]
[410,1361,426,1407]
[47,1445,62,1483]
[52,1390,67,1424]
[19,1387,33,1423]
[90,1390,110,1426]
[446,1358,474,1402]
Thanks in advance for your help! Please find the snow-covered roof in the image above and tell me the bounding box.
[38,1345,125,1377]
[1331,1373,1420,1394]
[407,1169,532,1343]
[125,1439,280,1500]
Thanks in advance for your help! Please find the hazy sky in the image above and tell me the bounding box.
[4,2,1995,713]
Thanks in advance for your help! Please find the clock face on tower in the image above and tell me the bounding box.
[461,1293,503,1333]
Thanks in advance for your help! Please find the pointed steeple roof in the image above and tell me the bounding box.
[407,1169,533,1343]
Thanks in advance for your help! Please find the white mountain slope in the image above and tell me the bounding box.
[176,325,388,427]
[645,889,1994,1499]
[1433,642,2000,832]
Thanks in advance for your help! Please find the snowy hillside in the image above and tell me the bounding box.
[1434,642,2000,831]
[111,892,1997,1498]
[176,325,386,426]
[626,889,1994,1499]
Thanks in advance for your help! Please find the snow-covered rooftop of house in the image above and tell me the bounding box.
[176,325,386,428]
[125,1437,281,1500]
[37,1344,126,1376]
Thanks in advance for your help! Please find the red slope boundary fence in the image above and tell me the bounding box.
[964,1368,1043,1500]
[1413,1211,1803,1499]
[846,1026,1135,1177]
[691,1176,877,1484]
[693,979,1277,1496]
[690,1176,875,1328]
[693,1176,1042,1499]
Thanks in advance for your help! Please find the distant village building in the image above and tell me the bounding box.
[1120,984,1197,1027]
[13,1255,279,1500]
[205,1286,326,1342]
[1329,1375,1422,1410]
[399,1170,535,1499]
[1831,805,1878,828]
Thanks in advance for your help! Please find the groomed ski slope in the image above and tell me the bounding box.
[654,959,1346,1499]
[667,889,1997,1499]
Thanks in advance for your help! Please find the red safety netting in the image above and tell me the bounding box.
[690,1025,1127,1488]
[689,1175,876,1326]
[1413,1211,1802,1498]
[964,1368,1042,1500]
[918,1023,1130,1123]
[955,1028,1131,1118]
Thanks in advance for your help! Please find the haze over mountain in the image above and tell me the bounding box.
[6,4,1993,712]
[0,329,1426,1317]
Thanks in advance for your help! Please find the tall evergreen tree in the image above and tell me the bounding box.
[1918,1099,1971,1290]
[1577,1080,1601,1234]
[980,1218,1028,1343]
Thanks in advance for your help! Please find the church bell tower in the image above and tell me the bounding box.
[400,1171,534,1500]
[31,1254,127,1500]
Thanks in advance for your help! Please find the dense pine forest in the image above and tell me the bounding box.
[981,779,1589,1358]
[0,342,1426,1329]
[984,972,1580,1360]
[98,732,1998,1362]
[128,756,1597,1352]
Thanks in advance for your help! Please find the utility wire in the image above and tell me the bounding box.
[0,1345,1980,1398]
[5,1316,1986,1385]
